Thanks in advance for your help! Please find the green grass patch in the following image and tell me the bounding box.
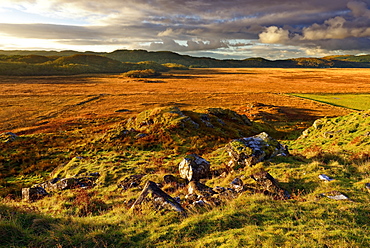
[290,94,370,111]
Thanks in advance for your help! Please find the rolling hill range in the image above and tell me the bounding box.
[1,49,370,76]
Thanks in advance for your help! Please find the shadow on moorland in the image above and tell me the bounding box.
[249,103,332,122]
[0,75,100,84]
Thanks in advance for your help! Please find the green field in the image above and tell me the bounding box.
[290,94,370,111]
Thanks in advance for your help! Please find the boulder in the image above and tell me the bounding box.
[226,132,288,169]
[22,187,48,202]
[130,181,186,214]
[179,154,211,181]
[250,171,290,199]
[320,191,350,201]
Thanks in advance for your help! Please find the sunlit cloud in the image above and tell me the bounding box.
[0,0,369,59]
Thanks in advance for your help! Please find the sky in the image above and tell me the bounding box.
[1,0,370,60]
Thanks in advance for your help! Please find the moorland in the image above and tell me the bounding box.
[1,58,370,247]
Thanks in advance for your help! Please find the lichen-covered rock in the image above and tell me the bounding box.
[179,154,211,181]
[34,174,99,192]
[36,178,77,192]
[226,132,288,169]
[130,181,186,214]
[22,187,48,202]
[0,132,18,143]
[250,171,290,199]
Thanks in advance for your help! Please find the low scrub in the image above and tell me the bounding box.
[122,69,162,78]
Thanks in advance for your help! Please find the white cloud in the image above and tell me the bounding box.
[259,26,290,44]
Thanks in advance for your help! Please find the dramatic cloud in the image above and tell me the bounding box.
[258,1,370,53]
[0,0,370,58]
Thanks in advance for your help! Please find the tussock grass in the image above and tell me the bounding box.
[1,69,370,247]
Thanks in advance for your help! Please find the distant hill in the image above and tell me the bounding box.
[0,49,370,76]
[0,53,171,76]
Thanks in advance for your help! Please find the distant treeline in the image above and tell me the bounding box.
[0,49,370,76]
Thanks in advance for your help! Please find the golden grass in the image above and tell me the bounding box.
[1,68,369,132]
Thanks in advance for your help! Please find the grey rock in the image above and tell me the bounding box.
[320,191,350,201]
[34,174,99,193]
[130,181,186,214]
[179,154,211,181]
[226,132,289,169]
[319,174,334,182]
[251,171,290,199]
[22,187,48,202]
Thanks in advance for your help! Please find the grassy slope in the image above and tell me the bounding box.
[1,106,370,247]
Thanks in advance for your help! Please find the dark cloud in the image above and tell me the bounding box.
[258,1,370,54]
[1,0,370,58]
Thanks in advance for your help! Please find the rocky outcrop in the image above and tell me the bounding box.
[129,171,292,213]
[22,173,100,202]
[179,154,211,181]
[130,181,186,214]
[250,171,291,200]
[226,132,288,169]
[34,174,99,192]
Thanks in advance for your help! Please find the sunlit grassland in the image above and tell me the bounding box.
[2,155,370,247]
[290,94,370,111]
[1,68,370,247]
